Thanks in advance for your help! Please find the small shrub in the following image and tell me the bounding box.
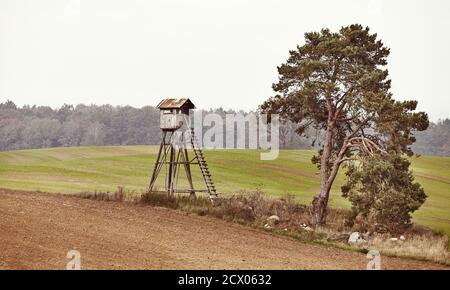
[342,154,427,234]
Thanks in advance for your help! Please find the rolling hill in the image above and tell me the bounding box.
[0,146,449,237]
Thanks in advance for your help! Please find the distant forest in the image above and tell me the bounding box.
[0,100,449,156]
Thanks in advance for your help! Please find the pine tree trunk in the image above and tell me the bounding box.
[313,124,333,225]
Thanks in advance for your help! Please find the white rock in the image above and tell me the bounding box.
[267,215,280,222]
[400,235,406,241]
[348,232,361,244]
[299,223,313,232]
[264,224,271,229]
[390,238,398,242]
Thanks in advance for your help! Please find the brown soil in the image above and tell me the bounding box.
[0,188,447,270]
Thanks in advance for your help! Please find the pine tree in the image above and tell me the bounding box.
[261,24,429,225]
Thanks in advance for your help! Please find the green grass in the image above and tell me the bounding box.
[0,146,449,238]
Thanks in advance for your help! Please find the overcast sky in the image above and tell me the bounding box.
[1,0,449,121]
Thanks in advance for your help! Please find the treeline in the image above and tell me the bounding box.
[0,100,161,150]
[0,100,448,156]
[412,119,450,156]
[0,100,311,151]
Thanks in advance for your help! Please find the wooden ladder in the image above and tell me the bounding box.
[188,127,218,199]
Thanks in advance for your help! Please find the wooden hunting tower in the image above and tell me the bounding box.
[148,98,217,199]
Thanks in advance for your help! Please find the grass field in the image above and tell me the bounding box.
[0,146,449,238]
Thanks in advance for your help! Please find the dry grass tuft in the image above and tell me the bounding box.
[367,233,449,264]
[140,191,178,208]
[78,186,137,202]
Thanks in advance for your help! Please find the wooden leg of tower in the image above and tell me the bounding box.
[167,145,176,197]
[172,148,182,195]
[183,147,196,199]
[148,131,166,193]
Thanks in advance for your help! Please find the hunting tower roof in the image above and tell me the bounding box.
[157,98,196,110]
